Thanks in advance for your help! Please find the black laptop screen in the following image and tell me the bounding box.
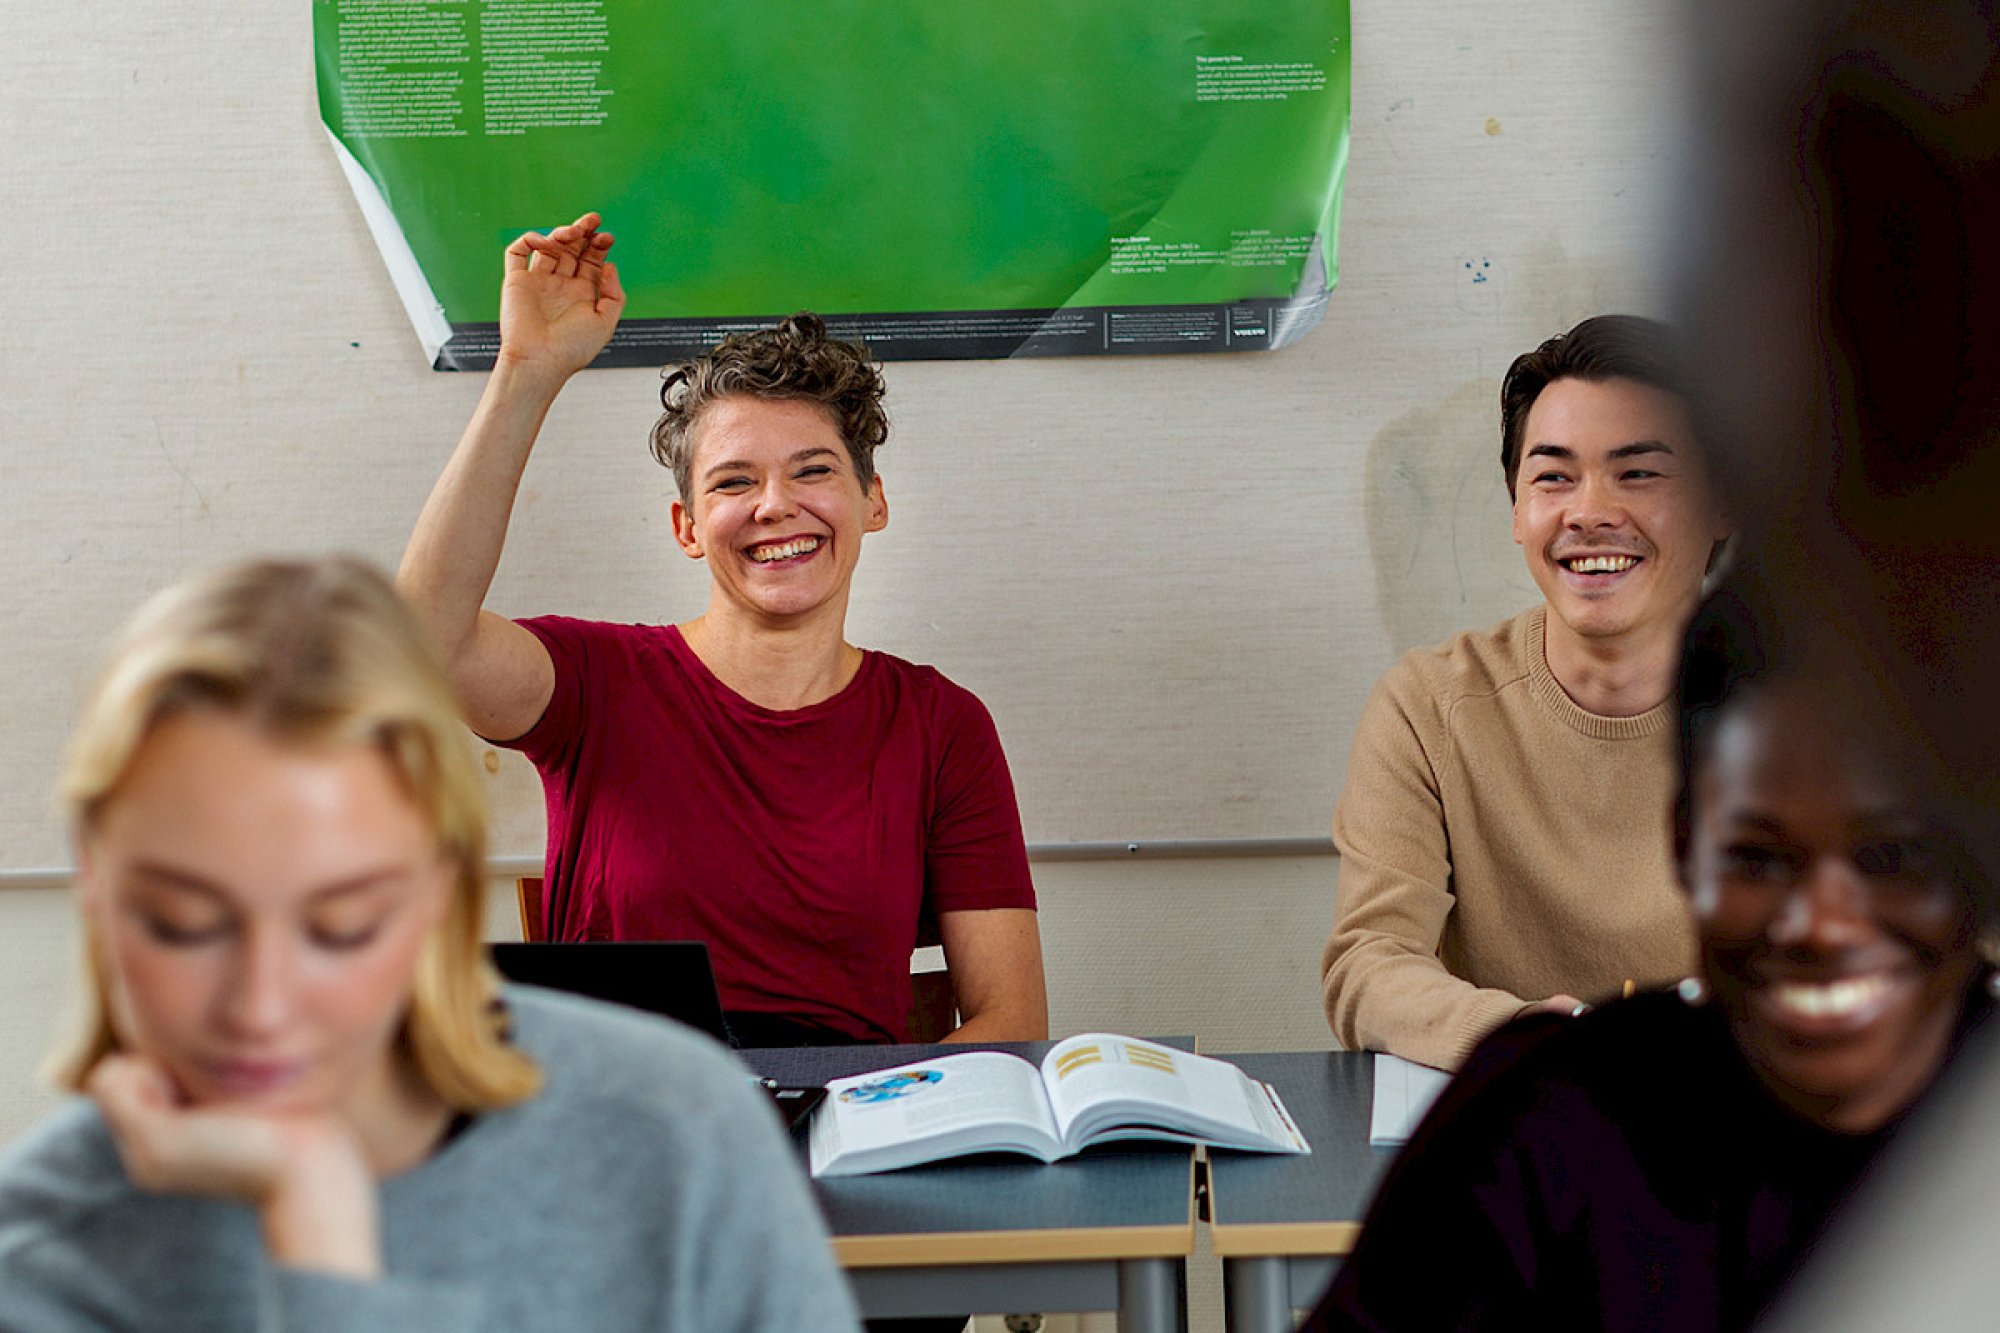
[488,941,731,1044]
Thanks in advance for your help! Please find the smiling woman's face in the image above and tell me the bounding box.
[669,396,887,628]
[1686,679,1981,1132]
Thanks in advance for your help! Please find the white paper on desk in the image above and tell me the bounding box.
[1369,1053,1452,1146]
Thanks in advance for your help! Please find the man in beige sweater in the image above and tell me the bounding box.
[1322,316,1730,1069]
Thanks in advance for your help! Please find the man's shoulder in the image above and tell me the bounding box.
[1377,607,1542,711]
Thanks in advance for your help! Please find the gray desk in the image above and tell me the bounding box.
[1203,1051,1393,1333]
[746,1041,1197,1333]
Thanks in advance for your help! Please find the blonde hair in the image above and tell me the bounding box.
[52,555,540,1108]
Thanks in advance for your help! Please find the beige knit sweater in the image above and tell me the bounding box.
[1321,607,1696,1070]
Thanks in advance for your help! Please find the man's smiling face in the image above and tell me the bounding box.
[1510,376,1726,650]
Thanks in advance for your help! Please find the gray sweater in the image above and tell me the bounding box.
[0,986,860,1331]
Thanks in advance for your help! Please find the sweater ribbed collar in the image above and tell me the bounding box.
[1522,605,1674,741]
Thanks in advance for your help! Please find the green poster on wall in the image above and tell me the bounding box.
[315,0,1350,368]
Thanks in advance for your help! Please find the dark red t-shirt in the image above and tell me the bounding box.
[505,617,1036,1042]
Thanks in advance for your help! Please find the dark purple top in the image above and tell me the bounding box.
[1301,990,1985,1332]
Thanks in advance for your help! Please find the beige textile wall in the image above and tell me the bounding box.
[0,0,1687,1145]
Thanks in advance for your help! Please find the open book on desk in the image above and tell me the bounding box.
[808,1033,1310,1178]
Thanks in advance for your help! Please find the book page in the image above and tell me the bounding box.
[809,1051,1061,1175]
[1040,1034,1296,1149]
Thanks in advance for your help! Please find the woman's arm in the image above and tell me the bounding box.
[938,907,1049,1041]
[88,1056,381,1278]
[396,213,625,742]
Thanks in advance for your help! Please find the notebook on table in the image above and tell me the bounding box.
[1368,1052,1452,1146]
[488,941,827,1130]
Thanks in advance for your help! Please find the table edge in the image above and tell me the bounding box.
[1206,1220,1360,1257]
[835,1220,1197,1267]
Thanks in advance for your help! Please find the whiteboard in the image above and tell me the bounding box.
[0,1,1686,870]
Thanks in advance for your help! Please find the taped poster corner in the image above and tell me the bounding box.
[324,129,452,366]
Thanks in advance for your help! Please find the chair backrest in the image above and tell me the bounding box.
[907,970,958,1043]
[516,876,547,943]
[907,909,958,1043]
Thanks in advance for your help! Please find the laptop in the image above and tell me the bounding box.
[488,941,827,1130]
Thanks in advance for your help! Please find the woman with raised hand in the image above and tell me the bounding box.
[0,556,858,1331]
[1304,566,1997,1331]
[397,212,1046,1047]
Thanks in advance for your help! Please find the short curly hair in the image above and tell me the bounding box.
[650,313,889,505]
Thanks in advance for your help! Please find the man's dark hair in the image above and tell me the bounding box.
[651,313,888,505]
[1500,315,1686,496]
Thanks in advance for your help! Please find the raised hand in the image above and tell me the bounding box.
[400,210,630,741]
[89,1055,383,1276]
[498,210,628,377]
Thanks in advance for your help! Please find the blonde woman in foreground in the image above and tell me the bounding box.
[0,556,857,1331]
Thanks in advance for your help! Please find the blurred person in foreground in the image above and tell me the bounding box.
[1672,3,2000,1328]
[0,556,856,1331]
[1302,564,1995,1331]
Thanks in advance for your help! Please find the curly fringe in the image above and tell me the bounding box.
[650,313,888,502]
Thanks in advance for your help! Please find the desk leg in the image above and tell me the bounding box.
[1116,1257,1183,1333]
[1223,1257,1293,1333]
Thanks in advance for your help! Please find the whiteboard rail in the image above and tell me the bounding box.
[0,838,1335,892]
